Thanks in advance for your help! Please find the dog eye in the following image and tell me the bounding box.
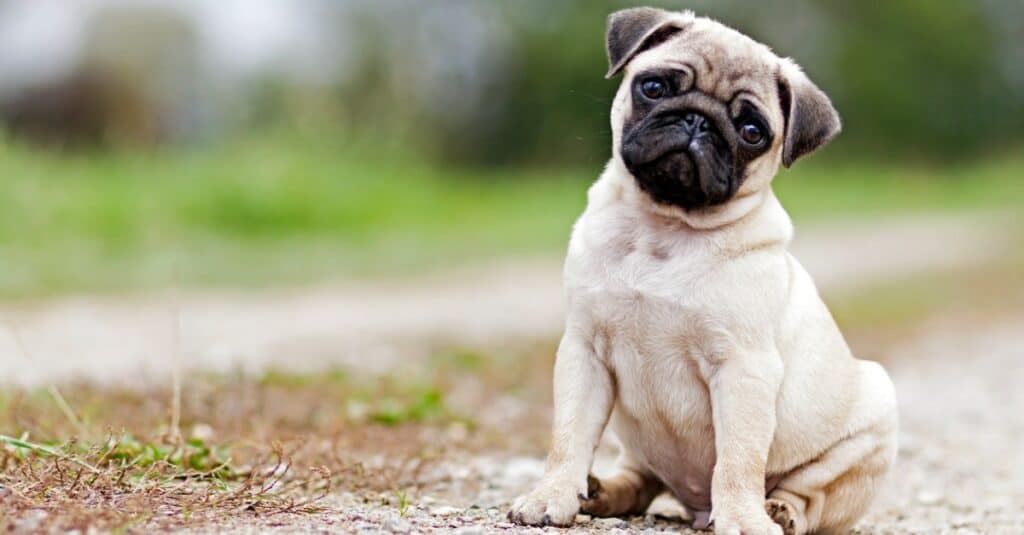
[640,78,668,99]
[739,122,765,146]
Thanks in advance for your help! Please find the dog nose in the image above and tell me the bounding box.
[682,112,710,135]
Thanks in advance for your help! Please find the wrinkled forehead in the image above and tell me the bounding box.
[625,21,781,111]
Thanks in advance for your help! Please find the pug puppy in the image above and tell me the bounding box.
[508,8,898,535]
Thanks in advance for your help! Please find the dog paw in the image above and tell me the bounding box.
[765,499,799,535]
[713,505,784,535]
[507,480,581,526]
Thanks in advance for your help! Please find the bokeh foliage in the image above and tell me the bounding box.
[1,2,1022,296]
[338,0,1023,165]
[1,129,1022,297]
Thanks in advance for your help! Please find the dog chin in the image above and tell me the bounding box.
[628,150,735,210]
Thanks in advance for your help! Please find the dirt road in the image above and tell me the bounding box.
[168,311,1024,534]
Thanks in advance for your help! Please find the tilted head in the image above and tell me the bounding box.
[606,8,840,212]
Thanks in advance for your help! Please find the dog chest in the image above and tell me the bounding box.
[565,226,730,511]
[599,302,719,511]
[567,236,734,366]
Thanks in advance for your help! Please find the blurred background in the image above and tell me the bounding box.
[0,0,1021,298]
[2,0,1022,382]
[0,3,1023,532]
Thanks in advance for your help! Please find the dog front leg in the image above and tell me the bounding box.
[707,351,785,535]
[508,329,614,526]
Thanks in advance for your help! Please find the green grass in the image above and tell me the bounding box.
[774,155,1024,220]
[1,130,1022,297]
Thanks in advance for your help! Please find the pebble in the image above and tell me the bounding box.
[591,517,630,529]
[916,490,944,505]
[382,518,412,533]
[190,422,215,442]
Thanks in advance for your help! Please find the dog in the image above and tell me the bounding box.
[508,8,898,535]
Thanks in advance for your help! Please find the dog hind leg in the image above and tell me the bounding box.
[768,362,898,534]
[580,461,664,517]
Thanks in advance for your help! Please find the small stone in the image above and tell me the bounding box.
[592,517,630,529]
[916,490,943,505]
[455,527,484,535]
[190,423,215,442]
[574,514,592,524]
[431,505,461,517]
[382,517,412,533]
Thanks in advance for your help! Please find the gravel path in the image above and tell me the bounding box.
[2,212,1021,533]
[172,313,1024,534]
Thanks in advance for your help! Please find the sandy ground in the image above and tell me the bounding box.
[168,312,1024,535]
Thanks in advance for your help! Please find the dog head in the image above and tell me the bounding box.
[606,8,840,212]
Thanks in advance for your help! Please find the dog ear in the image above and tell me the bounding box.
[605,8,687,79]
[777,61,842,167]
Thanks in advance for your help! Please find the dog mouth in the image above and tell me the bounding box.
[620,118,737,210]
